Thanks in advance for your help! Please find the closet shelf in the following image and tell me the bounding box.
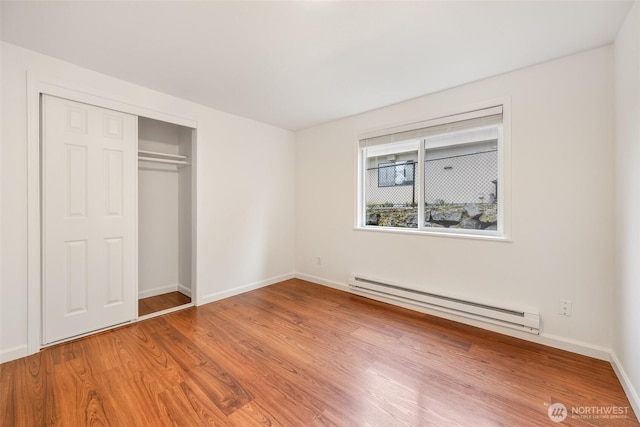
[138,150,187,160]
[138,156,190,166]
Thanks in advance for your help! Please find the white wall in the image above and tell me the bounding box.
[295,46,616,355]
[0,41,296,361]
[0,7,4,364]
[614,0,640,415]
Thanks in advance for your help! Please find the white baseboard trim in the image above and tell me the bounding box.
[295,273,612,361]
[178,284,192,298]
[0,344,29,364]
[199,272,296,306]
[138,283,179,299]
[611,352,640,420]
[535,334,611,361]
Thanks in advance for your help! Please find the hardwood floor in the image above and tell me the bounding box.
[1,279,637,426]
[138,291,192,316]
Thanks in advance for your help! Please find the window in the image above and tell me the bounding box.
[359,105,506,237]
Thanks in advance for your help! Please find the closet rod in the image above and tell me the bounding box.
[138,156,190,165]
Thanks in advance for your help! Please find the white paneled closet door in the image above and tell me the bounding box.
[41,95,137,344]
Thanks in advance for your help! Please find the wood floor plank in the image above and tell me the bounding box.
[3,354,57,427]
[1,278,637,426]
[168,310,334,424]
[150,327,253,416]
[156,384,221,427]
[227,401,280,426]
[138,291,192,317]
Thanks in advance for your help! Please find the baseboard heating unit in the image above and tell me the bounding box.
[348,274,540,334]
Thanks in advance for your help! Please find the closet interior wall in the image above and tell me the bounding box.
[138,117,193,310]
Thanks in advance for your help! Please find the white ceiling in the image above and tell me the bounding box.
[1,1,633,131]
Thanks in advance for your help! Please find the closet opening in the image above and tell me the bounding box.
[137,117,196,317]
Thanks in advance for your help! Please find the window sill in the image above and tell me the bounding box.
[354,225,512,242]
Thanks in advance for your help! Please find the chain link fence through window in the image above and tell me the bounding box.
[424,149,497,205]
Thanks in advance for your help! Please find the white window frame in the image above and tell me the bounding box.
[356,99,511,241]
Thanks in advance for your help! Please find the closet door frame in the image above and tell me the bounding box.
[26,72,198,355]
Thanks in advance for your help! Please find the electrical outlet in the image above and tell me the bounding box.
[559,299,572,316]
[316,257,322,266]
